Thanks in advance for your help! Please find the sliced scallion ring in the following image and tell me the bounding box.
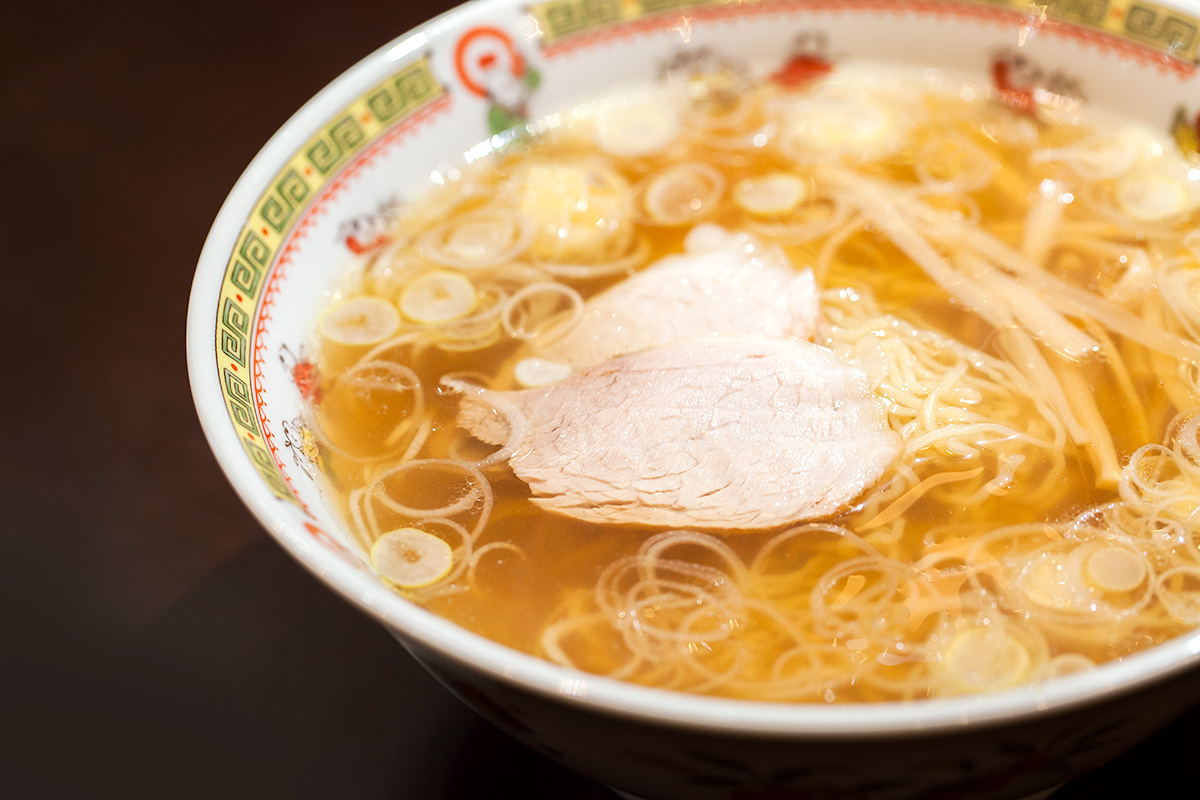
[320,296,401,346]
[399,270,477,324]
[732,172,810,216]
[943,627,1031,692]
[1115,171,1190,222]
[371,527,454,588]
[1085,546,1147,593]
[636,163,726,226]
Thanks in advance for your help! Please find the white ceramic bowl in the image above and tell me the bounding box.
[188,1,1200,797]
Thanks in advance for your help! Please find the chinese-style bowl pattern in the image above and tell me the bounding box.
[187,1,1200,798]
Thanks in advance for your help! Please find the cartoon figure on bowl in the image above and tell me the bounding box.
[454,25,541,136]
[770,31,835,90]
[282,417,322,481]
[279,343,322,404]
[338,197,402,256]
[989,47,1083,117]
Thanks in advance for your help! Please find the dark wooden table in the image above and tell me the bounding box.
[3,1,1198,797]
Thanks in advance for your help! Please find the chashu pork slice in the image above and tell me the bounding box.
[530,225,819,370]
[455,336,901,530]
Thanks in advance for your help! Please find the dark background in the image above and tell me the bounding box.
[3,1,1199,797]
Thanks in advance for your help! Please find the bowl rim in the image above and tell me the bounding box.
[188,0,1200,738]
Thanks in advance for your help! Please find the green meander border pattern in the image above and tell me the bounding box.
[528,0,1200,63]
[215,56,445,505]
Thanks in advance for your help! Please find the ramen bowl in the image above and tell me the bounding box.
[188,1,1200,797]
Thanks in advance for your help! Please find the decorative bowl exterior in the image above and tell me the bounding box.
[188,1,1200,797]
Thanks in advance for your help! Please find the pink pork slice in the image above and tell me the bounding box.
[533,225,819,369]
[457,336,901,530]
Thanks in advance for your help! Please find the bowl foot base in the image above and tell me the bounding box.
[608,783,1066,800]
